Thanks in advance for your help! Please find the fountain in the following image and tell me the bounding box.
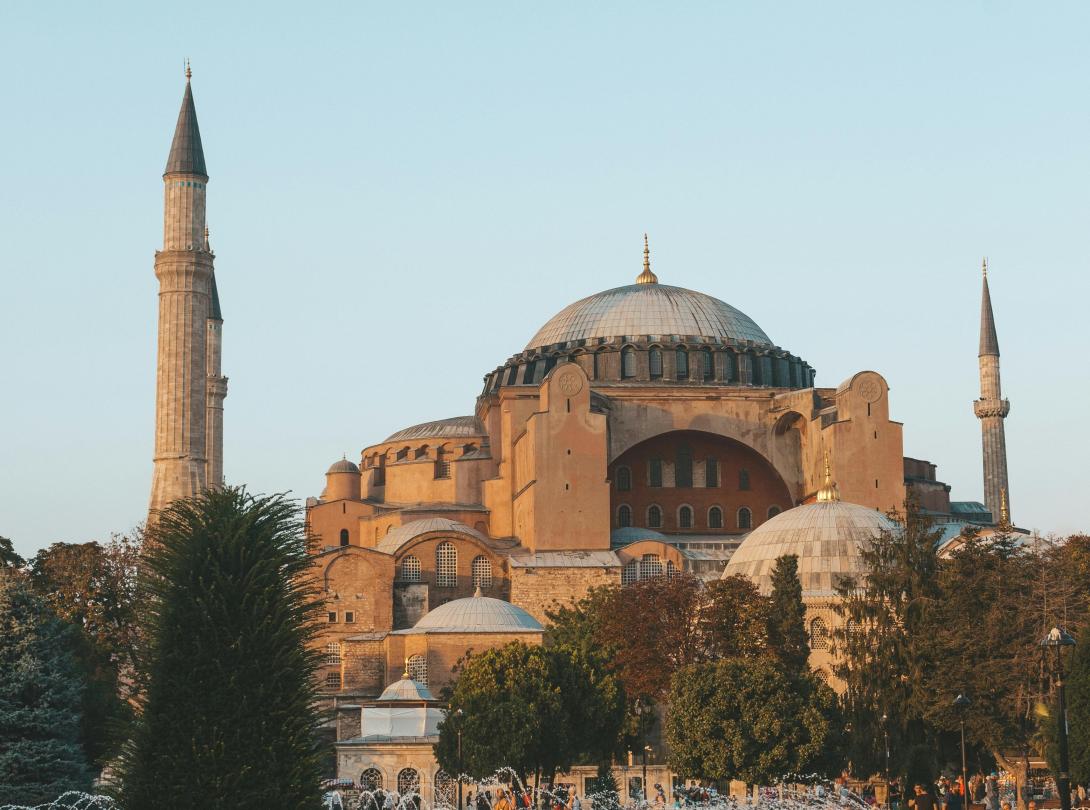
[0,792,117,810]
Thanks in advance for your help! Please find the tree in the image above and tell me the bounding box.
[435,642,602,784]
[0,536,24,569]
[833,506,943,785]
[116,488,324,810]
[766,555,809,674]
[0,572,94,804]
[665,657,842,785]
[699,575,769,660]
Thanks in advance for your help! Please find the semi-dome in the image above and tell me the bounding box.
[721,496,900,597]
[526,283,773,350]
[395,590,543,634]
[326,458,360,474]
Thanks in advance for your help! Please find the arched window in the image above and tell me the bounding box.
[617,504,632,528]
[678,505,693,529]
[621,346,636,379]
[810,618,829,650]
[708,506,723,529]
[701,347,714,381]
[616,466,632,491]
[666,560,680,578]
[435,771,456,806]
[339,528,350,547]
[325,671,342,689]
[737,507,752,529]
[621,560,639,585]
[676,445,693,488]
[407,654,428,685]
[397,768,420,796]
[640,553,664,580]
[739,468,751,490]
[675,347,689,380]
[399,555,421,582]
[593,350,605,380]
[523,359,538,384]
[361,768,383,792]
[647,504,663,529]
[325,642,342,665]
[648,347,663,379]
[472,555,493,589]
[648,458,663,488]
[436,541,457,588]
[767,505,782,519]
[705,458,719,488]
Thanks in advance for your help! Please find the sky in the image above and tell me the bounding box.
[1,2,1087,559]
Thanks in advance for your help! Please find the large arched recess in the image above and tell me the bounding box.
[607,430,793,536]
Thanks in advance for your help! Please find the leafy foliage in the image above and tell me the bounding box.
[766,555,810,674]
[0,536,25,570]
[115,488,324,810]
[0,572,94,804]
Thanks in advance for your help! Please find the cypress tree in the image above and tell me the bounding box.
[0,572,94,804]
[117,488,324,810]
[766,554,810,673]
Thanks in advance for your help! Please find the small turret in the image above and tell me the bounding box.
[324,457,362,501]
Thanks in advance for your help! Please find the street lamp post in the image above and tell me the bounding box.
[881,713,890,810]
[1041,627,1076,810]
[954,695,971,810]
[455,708,465,810]
[643,745,653,806]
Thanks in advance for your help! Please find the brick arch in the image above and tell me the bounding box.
[390,532,508,602]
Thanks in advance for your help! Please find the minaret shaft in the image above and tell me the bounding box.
[973,262,1010,523]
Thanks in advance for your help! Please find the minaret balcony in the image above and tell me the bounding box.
[973,398,1010,419]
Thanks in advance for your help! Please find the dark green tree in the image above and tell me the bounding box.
[435,642,600,784]
[0,536,24,569]
[0,572,94,804]
[665,657,842,784]
[116,488,324,810]
[766,555,809,674]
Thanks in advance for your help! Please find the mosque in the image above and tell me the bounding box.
[147,73,1016,801]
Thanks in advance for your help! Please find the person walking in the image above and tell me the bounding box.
[985,775,1000,810]
[912,784,936,810]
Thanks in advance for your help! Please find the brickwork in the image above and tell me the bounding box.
[509,565,618,624]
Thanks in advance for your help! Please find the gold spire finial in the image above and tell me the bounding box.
[185,59,192,82]
[636,233,658,284]
[982,256,988,278]
[999,487,1009,528]
[816,449,841,503]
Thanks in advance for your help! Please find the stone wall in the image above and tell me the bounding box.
[510,565,619,624]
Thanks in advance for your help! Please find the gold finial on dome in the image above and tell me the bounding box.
[473,585,483,598]
[636,233,658,285]
[816,450,840,502]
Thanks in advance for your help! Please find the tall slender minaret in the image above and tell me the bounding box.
[149,64,220,516]
[205,229,227,490]
[972,258,1011,524]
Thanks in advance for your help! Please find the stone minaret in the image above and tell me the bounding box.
[205,231,227,490]
[149,65,221,516]
[972,258,1011,524]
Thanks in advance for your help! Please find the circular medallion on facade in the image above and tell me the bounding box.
[855,372,884,403]
[556,369,584,396]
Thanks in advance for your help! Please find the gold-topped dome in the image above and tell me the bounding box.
[815,451,840,503]
[636,233,658,285]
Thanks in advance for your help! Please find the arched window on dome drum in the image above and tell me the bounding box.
[523,359,537,385]
[339,528,349,547]
[701,347,714,381]
[593,350,605,380]
[616,466,632,492]
[640,553,664,580]
[648,347,663,379]
[543,355,557,375]
[617,504,633,528]
[675,445,693,488]
[407,654,428,685]
[846,619,861,639]
[647,504,663,529]
[398,768,420,797]
[708,506,723,529]
[737,507,753,530]
[767,505,782,519]
[705,458,718,488]
[678,505,693,529]
[666,560,680,578]
[471,555,493,589]
[621,347,636,379]
[436,542,457,588]
[435,771,455,806]
[361,768,383,792]
[399,555,421,582]
[675,348,689,380]
[325,642,342,665]
[648,459,663,488]
[724,351,737,382]
[810,618,829,650]
[622,560,639,585]
[739,468,751,491]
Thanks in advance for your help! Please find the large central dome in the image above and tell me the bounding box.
[526,283,773,350]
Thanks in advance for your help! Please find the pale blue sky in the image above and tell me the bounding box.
[2,2,1087,558]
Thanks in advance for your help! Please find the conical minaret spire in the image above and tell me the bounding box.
[150,67,226,518]
[972,257,1011,525]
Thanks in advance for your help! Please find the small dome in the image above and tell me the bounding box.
[526,283,773,350]
[378,676,435,702]
[610,527,668,548]
[398,592,543,634]
[385,416,484,443]
[722,500,900,597]
[376,518,489,555]
[327,458,360,474]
